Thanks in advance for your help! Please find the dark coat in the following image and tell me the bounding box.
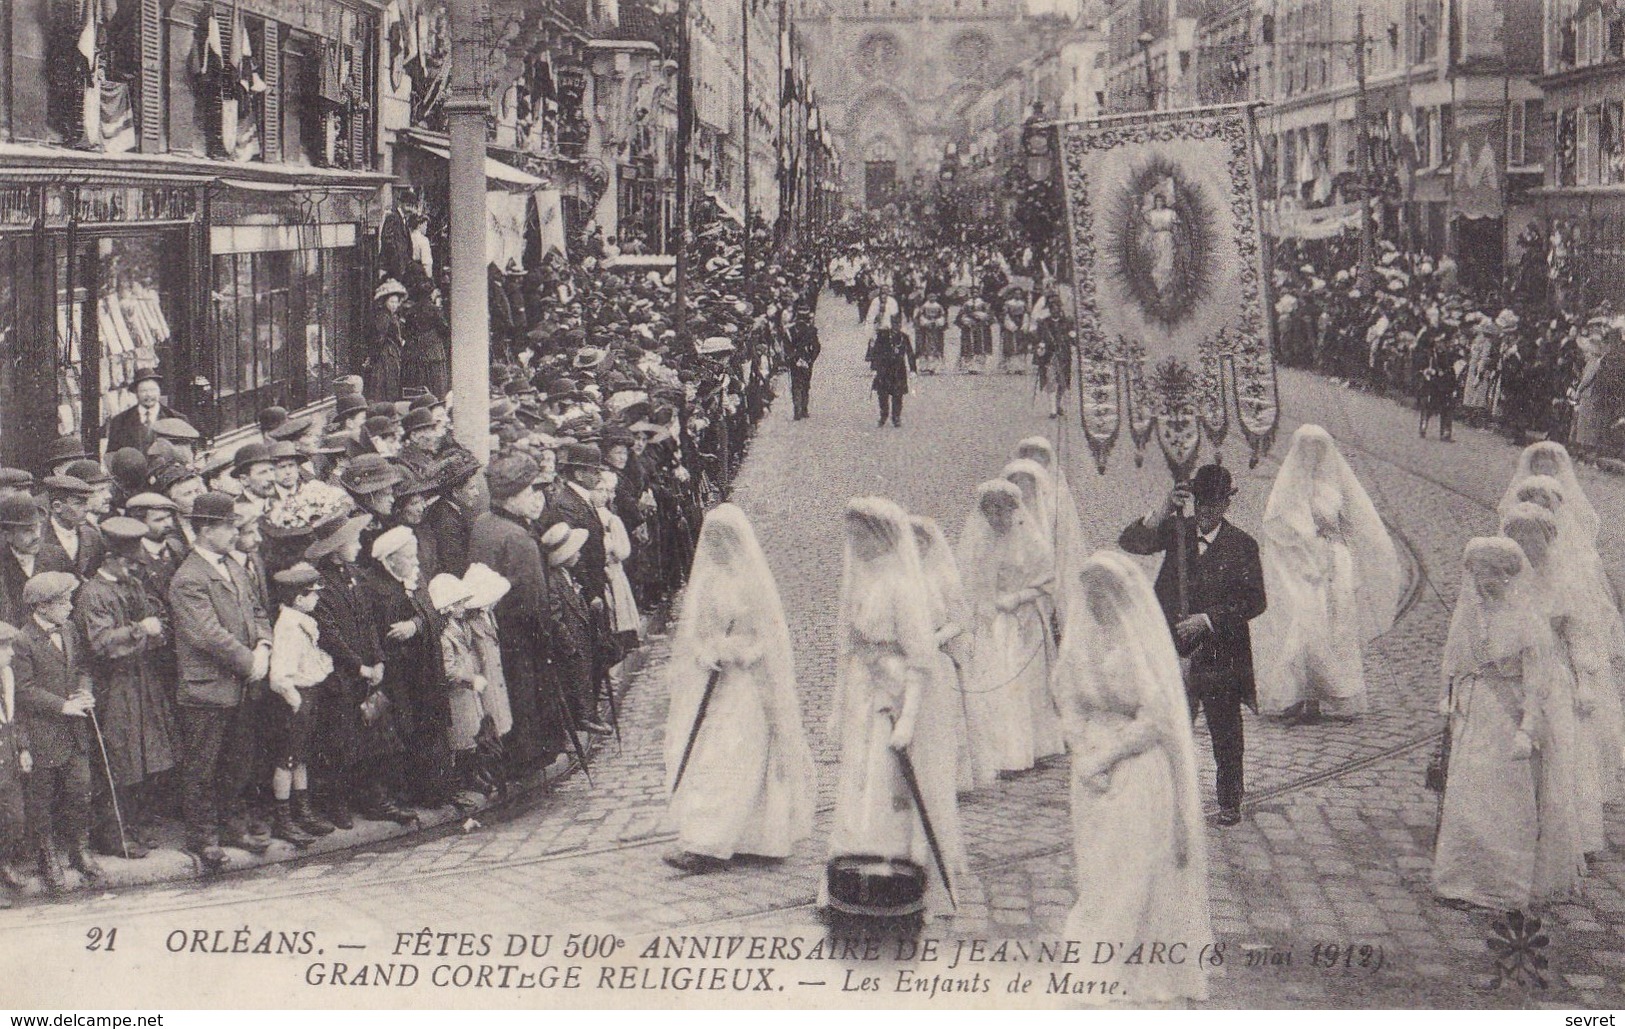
[38,520,106,579]
[786,322,822,370]
[131,537,188,599]
[542,483,608,605]
[424,497,474,578]
[13,617,93,770]
[72,570,178,784]
[866,328,916,396]
[311,558,399,768]
[0,549,32,627]
[1118,516,1267,710]
[104,402,180,455]
[468,509,563,764]
[358,567,447,742]
[167,549,271,709]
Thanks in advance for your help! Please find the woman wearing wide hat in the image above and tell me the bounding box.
[365,279,409,401]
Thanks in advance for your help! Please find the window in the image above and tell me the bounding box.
[1414,107,1431,168]
[1437,104,1453,166]
[1584,104,1604,184]
[1508,99,1544,166]
[1556,107,1577,187]
[209,244,358,433]
[1604,101,1624,185]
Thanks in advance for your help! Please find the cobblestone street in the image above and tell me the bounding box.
[8,295,1625,1009]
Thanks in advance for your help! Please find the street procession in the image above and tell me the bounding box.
[6,0,1625,1017]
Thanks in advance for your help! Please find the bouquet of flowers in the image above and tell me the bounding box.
[263,481,355,536]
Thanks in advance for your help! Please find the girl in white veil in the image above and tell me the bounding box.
[911,516,980,793]
[1014,436,1089,602]
[1053,551,1211,1004]
[1501,441,1601,544]
[1253,424,1402,720]
[958,480,1064,780]
[1502,502,1614,860]
[1435,537,1579,910]
[664,504,816,871]
[824,497,968,918]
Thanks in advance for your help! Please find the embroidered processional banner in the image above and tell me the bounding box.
[1057,104,1280,475]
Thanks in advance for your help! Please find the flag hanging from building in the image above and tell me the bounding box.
[231,4,266,161]
[1057,104,1279,474]
[78,0,102,148]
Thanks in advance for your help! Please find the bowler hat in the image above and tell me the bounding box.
[266,440,302,463]
[132,367,163,388]
[188,492,239,523]
[364,415,402,439]
[0,468,34,492]
[334,394,369,421]
[557,442,603,471]
[0,494,40,527]
[258,406,291,435]
[267,414,312,442]
[1189,462,1236,504]
[151,462,201,495]
[409,392,443,412]
[401,408,436,434]
[46,435,88,467]
[63,459,111,486]
[234,442,275,472]
[105,449,147,488]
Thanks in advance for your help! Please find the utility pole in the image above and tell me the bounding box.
[447,0,490,460]
[1354,8,1375,291]
[674,0,692,344]
[741,0,753,294]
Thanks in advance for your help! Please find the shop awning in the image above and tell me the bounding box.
[398,131,548,191]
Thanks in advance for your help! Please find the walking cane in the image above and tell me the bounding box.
[670,621,735,796]
[87,706,133,860]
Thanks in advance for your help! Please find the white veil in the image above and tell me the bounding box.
[1442,537,1548,696]
[956,480,1054,624]
[1500,441,1600,543]
[912,515,973,670]
[666,503,816,841]
[1258,424,1402,646]
[1015,437,1089,595]
[1053,551,1207,888]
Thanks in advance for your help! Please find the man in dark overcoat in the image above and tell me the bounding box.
[785,302,822,421]
[866,322,917,429]
[103,368,178,456]
[37,475,106,579]
[1119,462,1266,826]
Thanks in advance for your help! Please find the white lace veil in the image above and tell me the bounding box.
[1501,441,1600,543]
[1014,437,1088,606]
[666,503,815,818]
[1053,550,1206,883]
[957,480,1053,623]
[1259,424,1402,644]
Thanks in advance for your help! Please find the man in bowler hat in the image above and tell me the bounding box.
[1119,461,1266,826]
[104,368,178,455]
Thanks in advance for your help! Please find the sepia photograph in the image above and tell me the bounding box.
[0,0,1619,1014]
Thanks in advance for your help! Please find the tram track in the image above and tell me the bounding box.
[9,381,1503,933]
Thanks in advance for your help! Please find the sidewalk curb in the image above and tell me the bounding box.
[8,605,674,907]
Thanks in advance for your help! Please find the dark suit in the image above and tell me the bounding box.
[166,548,271,847]
[1119,515,1266,812]
[0,675,29,861]
[38,520,106,579]
[865,329,916,425]
[786,321,822,419]
[543,483,607,605]
[103,403,178,456]
[0,550,34,627]
[13,618,94,849]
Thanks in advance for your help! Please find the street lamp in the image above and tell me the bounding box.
[1138,30,1156,110]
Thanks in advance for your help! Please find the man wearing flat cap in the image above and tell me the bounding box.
[0,494,43,627]
[167,492,274,871]
[38,475,106,579]
[1119,461,1266,827]
[124,493,187,597]
[104,369,177,455]
[72,517,176,859]
[14,570,101,892]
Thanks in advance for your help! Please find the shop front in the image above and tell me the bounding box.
[0,170,207,469]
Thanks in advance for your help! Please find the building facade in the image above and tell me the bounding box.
[0,0,391,468]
